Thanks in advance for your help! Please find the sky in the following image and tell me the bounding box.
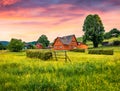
[0,0,120,42]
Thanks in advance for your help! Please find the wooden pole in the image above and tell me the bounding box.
[65,51,67,62]
[54,51,58,61]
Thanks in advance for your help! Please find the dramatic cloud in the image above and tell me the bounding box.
[0,0,20,6]
[1,0,120,11]
[0,0,120,42]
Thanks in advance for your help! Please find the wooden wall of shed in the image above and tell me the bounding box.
[77,43,88,49]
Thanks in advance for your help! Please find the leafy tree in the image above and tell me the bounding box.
[104,32,111,39]
[37,35,50,48]
[104,28,120,39]
[109,28,120,37]
[83,14,105,48]
[0,43,7,50]
[0,43,4,50]
[8,38,24,52]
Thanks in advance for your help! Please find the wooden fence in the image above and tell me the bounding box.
[53,50,71,62]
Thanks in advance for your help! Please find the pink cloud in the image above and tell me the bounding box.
[0,2,120,42]
[0,0,20,6]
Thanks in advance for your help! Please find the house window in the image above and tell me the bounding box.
[60,46,62,48]
[54,46,57,48]
[73,47,77,49]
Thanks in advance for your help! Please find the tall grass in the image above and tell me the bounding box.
[0,47,120,91]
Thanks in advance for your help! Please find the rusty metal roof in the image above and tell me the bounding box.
[59,35,75,45]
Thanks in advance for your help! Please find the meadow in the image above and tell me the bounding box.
[0,46,120,91]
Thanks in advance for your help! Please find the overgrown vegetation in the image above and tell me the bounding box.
[70,48,85,53]
[0,46,120,91]
[8,38,24,52]
[88,49,114,55]
[104,28,120,39]
[113,40,120,46]
[26,50,52,60]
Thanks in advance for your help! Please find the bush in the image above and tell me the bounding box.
[0,43,7,50]
[113,40,120,46]
[26,50,52,60]
[102,41,109,46]
[88,49,113,55]
[70,48,85,53]
[8,38,24,52]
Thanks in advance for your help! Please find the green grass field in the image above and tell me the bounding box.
[0,46,120,91]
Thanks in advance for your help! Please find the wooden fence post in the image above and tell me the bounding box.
[65,51,67,62]
[53,50,71,62]
[54,51,58,61]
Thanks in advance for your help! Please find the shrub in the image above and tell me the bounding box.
[70,48,85,53]
[88,49,113,55]
[0,43,7,50]
[26,50,52,60]
[113,40,120,46]
[102,41,109,46]
[102,50,114,55]
[8,38,24,52]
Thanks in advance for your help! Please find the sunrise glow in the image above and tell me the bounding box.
[0,0,120,42]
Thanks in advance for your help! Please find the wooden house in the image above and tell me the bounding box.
[53,35,88,50]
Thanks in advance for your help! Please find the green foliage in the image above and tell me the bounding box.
[26,50,52,60]
[109,28,120,37]
[88,49,114,55]
[104,28,120,39]
[77,37,83,42]
[25,44,35,49]
[70,48,85,53]
[0,43,6,50]
[104,32,111,39]
[113,40,120,46]
[104,36,120,42]
[37,35,50,48]
[8,38,24,52]
[83,14,105,48]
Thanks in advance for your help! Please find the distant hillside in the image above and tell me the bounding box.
[77,36,120,43]
[104,36,120,42]
[27,41,37,45]
[0,41,9,46]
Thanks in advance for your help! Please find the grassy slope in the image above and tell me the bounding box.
[0,47,120,91]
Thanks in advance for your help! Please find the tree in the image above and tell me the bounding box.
[83,14,105,48]
[0,43,4,50]
[37,35,50,48]
[8,38,24,52]
[0,43,7,50]
[104,28,120,39]
[109,28,120,37]
[104,32,111,39]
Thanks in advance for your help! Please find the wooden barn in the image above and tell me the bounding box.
[53,35,88,50]
[36,43,43,49]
